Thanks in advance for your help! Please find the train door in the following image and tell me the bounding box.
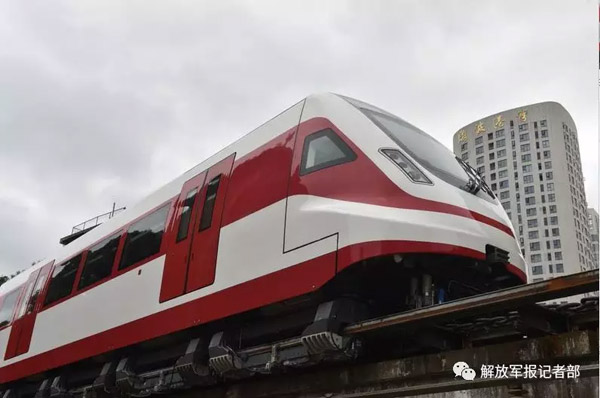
[160,154,235,302]
[4,261,52,359]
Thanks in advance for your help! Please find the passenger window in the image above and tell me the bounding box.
[0,289,20,327]
[78,232,121,290]
[177,188,198,242]
[300,129,356,175]
[199,175,221,231]
[119,204,170,270]
[44,254,82,306]
[26,272,48,314]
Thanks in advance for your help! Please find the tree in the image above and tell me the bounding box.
[0,275,8,287]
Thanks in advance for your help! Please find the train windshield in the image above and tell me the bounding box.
[341,96,470,189]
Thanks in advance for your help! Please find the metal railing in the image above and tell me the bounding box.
[71,203,126,234]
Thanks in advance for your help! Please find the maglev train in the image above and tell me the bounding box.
[0,93,526,396]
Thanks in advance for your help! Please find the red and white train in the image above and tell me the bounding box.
[0,93,526,396]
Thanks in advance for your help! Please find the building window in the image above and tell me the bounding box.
[520,143,530,152]
[491,183,497,190]
[476,146,484,155]
[523,175,533,183]
[476,166,485,174]
[495,129,505,138]
[545,172,553,180]
[525,196,536,205]
[528,230,539,239]
[488,132,493,140]
[497,159,507,168]
[543,150,551,159]
[500,191,510,200]
[544,161,552,169]
[475,136,483,145]
[522,165,532,173]
[497,138,506,148]
[489,152,495,160]
[490,172,496,181]
[551,228,560,236]
[553,240,561,249]
[488,142,494,150]
[497,149,506,158]
[530,254,542,263]
[547,183,554,191]
[519,123,528,132]
[499,170,508,178]
[526,208,537,217]
[476,156,484,165]
[490,162,496,170]
[549,205,557,213]
[461,152,469,161]
[461,142,468,151]
[520,132,530,141]
[556,263,564,273]
[549,216,558,225]
[548,194,555,202]
[498,180,508,189]
[521,154,531,162]
[540,120,547,127]
[555,252,563,260]
[548,264,554,273]
[524,186,535,194]
[542,140,550,148]
[541,129,548,138]
[527,219,538,228]
[530,241,540,251]
[502,201,511,210]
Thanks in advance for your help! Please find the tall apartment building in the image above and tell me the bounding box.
[587,208,599,268]
[453,102,594,283]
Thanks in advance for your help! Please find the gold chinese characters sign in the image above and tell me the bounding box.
[457,129,467,142]
[474,122,485,135]
[518,110,527,122]
[494,115,504,128]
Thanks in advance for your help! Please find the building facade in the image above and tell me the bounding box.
[453,102,594,283]
[587,208,599,268]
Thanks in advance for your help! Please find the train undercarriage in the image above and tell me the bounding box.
[1,250,523,398]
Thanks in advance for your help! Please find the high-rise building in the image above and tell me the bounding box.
[587,208,599,268]
[453,102,595,283]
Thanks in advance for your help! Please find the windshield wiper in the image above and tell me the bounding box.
[456,157,496,199]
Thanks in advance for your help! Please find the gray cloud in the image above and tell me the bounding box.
[0,0,597,275]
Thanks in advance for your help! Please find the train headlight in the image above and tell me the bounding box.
[380,148,432,184]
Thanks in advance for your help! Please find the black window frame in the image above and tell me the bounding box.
[199,175,222,231]
[43,254,83,307]
[299,129,357,176]
[0,288,21,328]
[118,203,171,271]
[77,231,122,291]
[177,188,199,242]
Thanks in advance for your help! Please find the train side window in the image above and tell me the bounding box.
[199,175,221,231]
[177,188,198,242]
[78,232,122,290]
[300,129,356,176]
[44,254,82,306]
[119,204,170,271]
[26,272,48,314]
[0,289,20,327]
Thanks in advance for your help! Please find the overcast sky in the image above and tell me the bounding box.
[0,0,597,275]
